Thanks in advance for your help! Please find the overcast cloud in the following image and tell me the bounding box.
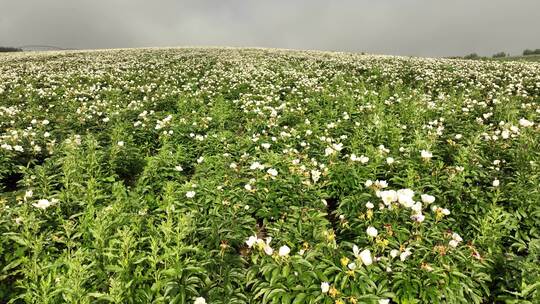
[1,0,539,57]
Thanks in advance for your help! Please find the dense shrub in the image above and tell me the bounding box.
[463,53,480,60]
[523,49,540,56]
[0,46,22,52]
[492,52,507,58]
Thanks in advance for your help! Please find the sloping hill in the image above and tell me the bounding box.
[0,48,539,303]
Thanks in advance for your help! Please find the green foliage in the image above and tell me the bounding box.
[0,48,539,303]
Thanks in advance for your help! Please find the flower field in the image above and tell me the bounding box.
[0,48,539,303]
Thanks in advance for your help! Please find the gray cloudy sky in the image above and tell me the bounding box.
[1,0,539,57]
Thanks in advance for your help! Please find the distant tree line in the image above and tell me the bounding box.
[523,49,540,55]
[0,46,23,52]
[462,52,508,59]
[449,48,540,60]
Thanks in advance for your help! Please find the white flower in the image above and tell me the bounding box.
[365,201,374,209]
[186,191,196,198]
[449,240,459,248]
[332,143,343,151]
[347,262,357,270]
[441,208,451,215]
[324,147,335,156]
[379,299,390,304]
[25,190,33,199]
[250,162,263,170]
[351,154,369,163]
[197,156,204,164]
[278,245,291,256]
[519,118,534,127]
[246,236,258,248]
[32,199,53,209]
[174,165,183,172]
[492,179,500,187]
[321,282,330,293]
[411,202,423,213]
[420,194,435,204]
[257,237,274,255]
[352,245,360,258]
[264,244,274,255]
[397,189,415,207]
[359,155,369,163]
[261,143,271,149]
[14,145,24,152]
[244,184,252,191]
[267,168,278,176]
[375,180,388,188]
[510,125,519,133]
[411,213,425,223]
[390,249,399,258]
[364,180,373,187]
[366,226,378,237]
[359,249,373,266]
[229,162,237,169]
[42,119,50,125]
[452,233,463,242]
[379,190,397,205]
[455,166,465,172]
[194,297,206,304]
[386,157,395,165]
[311,169,321,183]
[420,149,433,160]
[400,249,412,261]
